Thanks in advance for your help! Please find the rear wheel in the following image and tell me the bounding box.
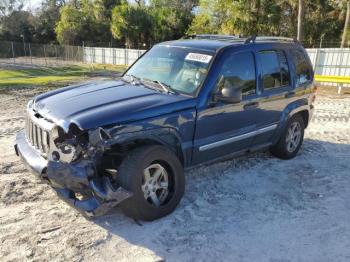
[270,114,305,159]
[118,145,185,221]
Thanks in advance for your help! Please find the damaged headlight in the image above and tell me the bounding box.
[51,142,77,163]
[49,125,88,163]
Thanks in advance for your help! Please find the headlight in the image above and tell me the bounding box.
[49,126,80,163]
[51,143,77,163]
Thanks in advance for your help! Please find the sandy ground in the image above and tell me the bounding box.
[1,86,350,262]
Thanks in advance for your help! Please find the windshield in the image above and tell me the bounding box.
[124,45,214,95]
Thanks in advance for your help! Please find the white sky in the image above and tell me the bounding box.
[24,0,139,10]
[24,0,43,11]
[22,0,149,13]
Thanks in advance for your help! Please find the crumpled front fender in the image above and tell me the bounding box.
[47,160,132,217]
[15,130,132,217]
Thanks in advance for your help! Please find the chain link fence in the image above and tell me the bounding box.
[1,40,349,74]
[0,41,84,67]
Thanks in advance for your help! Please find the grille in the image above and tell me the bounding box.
[25,111,54,157]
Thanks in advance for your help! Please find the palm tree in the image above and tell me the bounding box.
[341,0,350,47]
[297,0,304,41]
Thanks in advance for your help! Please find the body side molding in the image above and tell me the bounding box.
[199,124,278,152]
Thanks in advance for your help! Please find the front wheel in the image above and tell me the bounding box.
[117,145,185,221]
[270,114,305,159]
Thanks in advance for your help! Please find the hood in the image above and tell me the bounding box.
[33,80,196,131]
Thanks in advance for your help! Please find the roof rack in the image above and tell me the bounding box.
[183,34,300,44]
[245,35,299,44]
[185,34,242,41]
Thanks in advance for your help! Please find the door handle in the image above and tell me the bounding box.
[285,91,295,98]
[244,102,259,110]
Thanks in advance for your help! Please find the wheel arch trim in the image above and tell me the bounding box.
[273,102,310,145]
[106,127,188,165]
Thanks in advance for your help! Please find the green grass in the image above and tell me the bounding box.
[0,64,127,88]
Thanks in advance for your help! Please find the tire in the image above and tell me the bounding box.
[270,114,305,160]
[117,145,185,221]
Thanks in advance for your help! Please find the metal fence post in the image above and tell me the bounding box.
[90,47,93,65]
[43,45,47,66]
[29,43,32,64]
[23,41,27,63]
[82,41,85,63]
[314,48,320,73]
[336,47,344,94]
[55,45,58,65]
[11,42,15,64]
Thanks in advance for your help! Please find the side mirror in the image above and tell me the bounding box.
[215,77,242,103]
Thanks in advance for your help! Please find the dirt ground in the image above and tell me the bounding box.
[1,85,350,262]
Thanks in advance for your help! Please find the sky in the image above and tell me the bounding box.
[24,0,140,10]
[24,0,43,11]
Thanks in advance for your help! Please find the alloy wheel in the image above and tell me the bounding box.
[141,163,169,207]
[286,121,302,153]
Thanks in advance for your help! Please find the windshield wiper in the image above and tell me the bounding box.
[142,78,178,95]
[154,80,171,93]
[123,74,141,85]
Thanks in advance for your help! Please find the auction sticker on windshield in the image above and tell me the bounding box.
[185,53,212,63]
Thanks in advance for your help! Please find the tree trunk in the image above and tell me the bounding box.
[341,0,350,48]
[297,0,305,41]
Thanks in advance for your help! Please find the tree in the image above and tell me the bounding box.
[151,0,198,13]
[341,0,350,47]
[111,3,152,48]
[187,0,218,34]
[297,0,305,41]
[149,4,194,42]
[189,0,347,47]
[93,0,122,21]
[0,0,27,16]
[55,4,85,44]
[56,0,120,45]
[32,0,65,43]
[110,0,196,48]
[0,10,35,42]
[189,0,283,37]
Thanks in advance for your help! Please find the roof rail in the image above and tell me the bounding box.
[184,34,242,41]
[244,35,256,44]
[182,34,300,44]
[256,36,296,42]
[245,36,299,44]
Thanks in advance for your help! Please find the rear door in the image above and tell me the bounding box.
[251,48,293,146]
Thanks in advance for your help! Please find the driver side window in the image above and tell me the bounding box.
[216,52,256,96]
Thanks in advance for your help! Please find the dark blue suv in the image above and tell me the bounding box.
[15,35,316,221]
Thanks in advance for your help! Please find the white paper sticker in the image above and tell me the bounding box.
[185,53,212,63]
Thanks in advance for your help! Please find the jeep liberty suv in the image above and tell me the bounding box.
[15,35,315,221]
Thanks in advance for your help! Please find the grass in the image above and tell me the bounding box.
[0,64,127,88]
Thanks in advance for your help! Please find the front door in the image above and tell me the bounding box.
[192,51,261,164]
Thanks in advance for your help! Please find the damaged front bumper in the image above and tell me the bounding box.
[14,130,131,217]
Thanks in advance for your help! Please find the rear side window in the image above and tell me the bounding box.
[217,52,256,96]
[291,49,311,85]
[278,50,290,86]
[258,50,290,90]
